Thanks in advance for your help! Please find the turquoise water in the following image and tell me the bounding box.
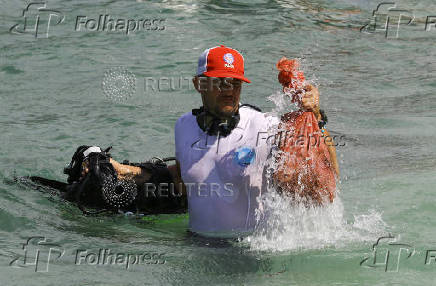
[1,0,436,285]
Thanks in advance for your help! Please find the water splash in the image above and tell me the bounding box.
[266,90,299,118]
[246,191,386,252]
[246,73,386,252]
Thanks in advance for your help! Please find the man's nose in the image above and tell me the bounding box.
[218,84,234,95]
[219,89,233,96]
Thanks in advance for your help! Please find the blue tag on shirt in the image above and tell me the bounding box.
[233,146,256,167]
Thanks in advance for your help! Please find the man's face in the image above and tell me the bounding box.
[194,76,242,118]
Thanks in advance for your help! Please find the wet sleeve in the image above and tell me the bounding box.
[261,114,280,193]
[174,117,182,162]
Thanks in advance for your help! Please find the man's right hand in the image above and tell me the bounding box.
[80,159,90,179]
[109,158,152,183]
[79,158,133,180]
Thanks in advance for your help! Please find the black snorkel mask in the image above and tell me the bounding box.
[191,104,262,137]
[191,106,240,138]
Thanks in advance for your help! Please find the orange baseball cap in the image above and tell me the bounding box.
[196,45,251,83]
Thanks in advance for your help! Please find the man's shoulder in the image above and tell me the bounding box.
[175,111,195,127]
[174,111,197,142]
[239,105,279,127]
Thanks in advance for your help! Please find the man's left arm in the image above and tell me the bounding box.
[302,84,340,177]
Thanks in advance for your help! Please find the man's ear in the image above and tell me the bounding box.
[192,76,201,93]
[192,76,206,105]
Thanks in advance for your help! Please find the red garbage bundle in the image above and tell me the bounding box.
[273,57,337,205]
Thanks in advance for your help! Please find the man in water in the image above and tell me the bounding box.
[105,45,338,237]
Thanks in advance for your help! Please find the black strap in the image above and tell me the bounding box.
[191,103,261,137]
[191,107,239,137]
[239,103,262,112]
[318,109,328,129]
